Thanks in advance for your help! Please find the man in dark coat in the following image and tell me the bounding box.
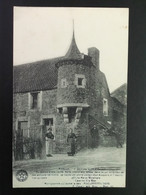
[90,125,99,148]
[67,129,77,156]
[45,127,54,157]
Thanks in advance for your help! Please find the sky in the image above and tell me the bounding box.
[14,7,129,92]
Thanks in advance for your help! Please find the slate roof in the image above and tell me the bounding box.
[13,32,86,93]
[13,57,63,93]
[14,32,106,93]
[65,31,82,59]
[111,83,127,105]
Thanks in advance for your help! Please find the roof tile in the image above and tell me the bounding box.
[13,57,63,93]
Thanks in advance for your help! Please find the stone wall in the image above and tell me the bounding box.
[89,66,113,124]
[42,90,57,115]
[13,89,57,158]
[54,109,90,152]
[57,63,90,105]
[13,90,57,127]
[88,47,100,70]
[13,50,121,157]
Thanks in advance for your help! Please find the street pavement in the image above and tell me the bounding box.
[13,146,126,173]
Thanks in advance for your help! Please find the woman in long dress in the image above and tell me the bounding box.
[67,129,77,156]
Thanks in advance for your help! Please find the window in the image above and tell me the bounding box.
[31,93,38,109]
[61,78,67,88]
[68,107,76,123]
[103,98,108,116]
[43,118,55,137]
[75,74,86,88]
[78,78,84,86]
[28,91,42,110]
[44,118,53,126]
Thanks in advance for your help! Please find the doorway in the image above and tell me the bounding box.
[43,118,54,155]
[43,118,54,131]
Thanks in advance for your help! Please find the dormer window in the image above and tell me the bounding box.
[75,74,86,88]
[61,78,67,88]
[103,98,108,116]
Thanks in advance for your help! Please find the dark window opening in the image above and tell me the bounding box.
[58,108,62,114]
[44,118,53,126]
[78,78,83,86]
[68,107,76,123]
[31,93,38,109]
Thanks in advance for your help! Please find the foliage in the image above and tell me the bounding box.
[13,134,43,160]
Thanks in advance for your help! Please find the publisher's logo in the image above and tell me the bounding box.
[16,170,28,182]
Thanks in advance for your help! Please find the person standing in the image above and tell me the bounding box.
[45,127,54,157]
[90,124,99,148]
[67,128,77,156]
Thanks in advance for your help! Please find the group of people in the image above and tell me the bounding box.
[45,125,99,157]
[45,128,77,157]
[45,124,123,157]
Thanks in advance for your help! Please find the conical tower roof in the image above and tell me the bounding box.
[65,30,82,59]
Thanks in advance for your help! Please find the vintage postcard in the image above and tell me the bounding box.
[13,7,128,187]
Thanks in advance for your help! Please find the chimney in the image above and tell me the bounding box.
[88,47,100,70]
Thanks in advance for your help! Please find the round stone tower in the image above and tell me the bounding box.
[56,31,92,124]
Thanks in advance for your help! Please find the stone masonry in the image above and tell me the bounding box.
[13,30,126,159]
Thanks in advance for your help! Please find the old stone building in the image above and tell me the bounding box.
[13,31,126,159]
[111,84,127,146]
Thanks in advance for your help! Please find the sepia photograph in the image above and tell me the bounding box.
[12,7,128,188]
